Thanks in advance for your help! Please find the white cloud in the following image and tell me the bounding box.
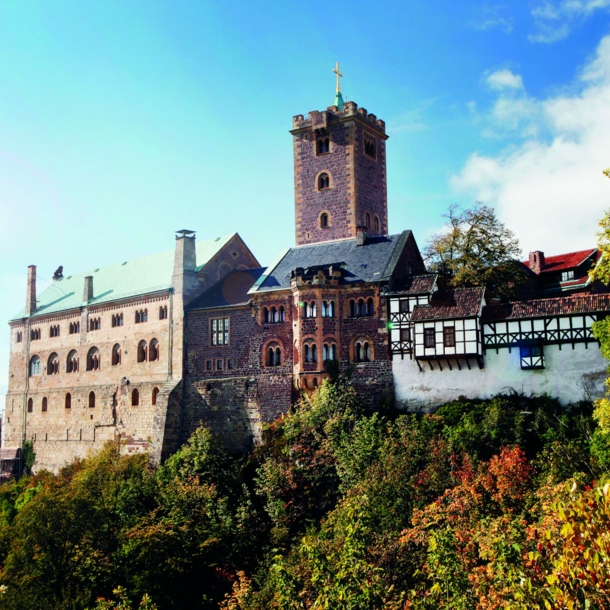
[469,5,514,34]
[451,34,610,256]
[529,0,610,43]
[486,69,524,90]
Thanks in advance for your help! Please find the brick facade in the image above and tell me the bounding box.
[292,101,388,246]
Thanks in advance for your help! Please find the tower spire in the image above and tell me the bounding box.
[333,62,344,110]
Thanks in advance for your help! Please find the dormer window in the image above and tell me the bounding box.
[364,132,377,160]
[318,173,330,190]
[561,270,575,282]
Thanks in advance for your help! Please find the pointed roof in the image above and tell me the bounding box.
[249,232,413,294]
[523,249,598,274]
[11,234,235,321]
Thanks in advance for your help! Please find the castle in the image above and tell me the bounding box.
[6,78,610,472]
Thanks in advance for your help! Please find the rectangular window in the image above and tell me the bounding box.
[400,328,411,342]
[216,359,223,370]
[519,345,544,370]
[399,300,410,313]
[443,326,456,347]
[561,270,575,282]
[424,327,436,348]
[227,359,234,370]
[211,318,230,346]
[16,331,22,343]
[206,360,212,371]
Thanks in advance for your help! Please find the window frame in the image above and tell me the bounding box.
[211,317,230,346]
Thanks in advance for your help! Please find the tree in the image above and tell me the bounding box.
[424,203,527,299]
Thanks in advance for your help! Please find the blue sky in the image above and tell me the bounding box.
[2,0,610,400]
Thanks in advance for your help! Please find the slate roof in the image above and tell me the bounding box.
[482,293,610,321]
[382,274,438,296]
[411,287,486,322]
[524,249,598,274]
[250,232,412,294]
[11,234,236,321]
[187,268,266,311]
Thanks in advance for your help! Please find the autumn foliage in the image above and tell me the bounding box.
[0,381,606,609]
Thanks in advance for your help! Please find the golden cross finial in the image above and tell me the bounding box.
[333,62,343,93]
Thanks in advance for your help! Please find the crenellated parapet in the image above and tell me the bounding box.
[291,101,386,136]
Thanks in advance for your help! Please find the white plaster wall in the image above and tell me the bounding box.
[393,342,608,410]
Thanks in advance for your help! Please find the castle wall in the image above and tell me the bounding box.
[6,294,172,471]
[393,342,608,409]
[183,303,294,452]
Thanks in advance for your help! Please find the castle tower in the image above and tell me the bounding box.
[291,68,389,246]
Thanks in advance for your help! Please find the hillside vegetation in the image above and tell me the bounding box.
[0,377,608,609]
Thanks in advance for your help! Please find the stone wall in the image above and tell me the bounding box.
[393,341,608,409]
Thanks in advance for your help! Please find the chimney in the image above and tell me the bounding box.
[356,226,368,246]
[83,276,93,302]
[25,265,36,316]
[529,251,545,274]
[172,229,199,302]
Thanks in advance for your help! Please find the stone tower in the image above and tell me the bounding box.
[291,100,389,246]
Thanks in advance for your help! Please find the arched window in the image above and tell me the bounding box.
[86,347,100,371]
[349,300,355,317]
[271,307,277,323]
[135,309,148,324]
[304,344,311,363]
[318,173,330,190]
[354,340,372,362]
[320,213,329,228]
[67,350,79,373]
[137,340,147,363]
[65,393,71,409]
[29,356,41,376]
[263,307,269,323]
[374,216,380,232]
[279,306,285,322]
[152,387,159,406]
[323,343,337,361]
[313,378,318,388]
[367,298,374,316]
[27,398,33,412]
[89,391,95,408]
[132,388,139,406]
[304,302,310,318]
[42,397,48,412]
[47,353,59,375]
[312,344,317,363]
[267,347,276,366]
[302,378,308,389]
[358,299,366,317]
[149,339,160,361]
[365,212,371,228]
[310,301,317,317]
[275,347,281,366]
[112,344,121,366]
[159,306,168,320]
[322,301,335,318]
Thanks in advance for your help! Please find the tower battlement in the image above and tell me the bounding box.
[292,101,386,134]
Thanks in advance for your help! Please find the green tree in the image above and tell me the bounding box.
[424,202,527,299]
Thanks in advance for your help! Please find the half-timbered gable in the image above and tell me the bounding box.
[386,274,438,357]
[410,287,485,370]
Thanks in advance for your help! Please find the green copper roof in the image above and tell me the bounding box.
[334,91,344,110]
[11,234,235,321]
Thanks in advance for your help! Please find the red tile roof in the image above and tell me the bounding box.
[411,287,485,321]
[524,249,598,274]
[383,274,437,296]
[483,293,610,321]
